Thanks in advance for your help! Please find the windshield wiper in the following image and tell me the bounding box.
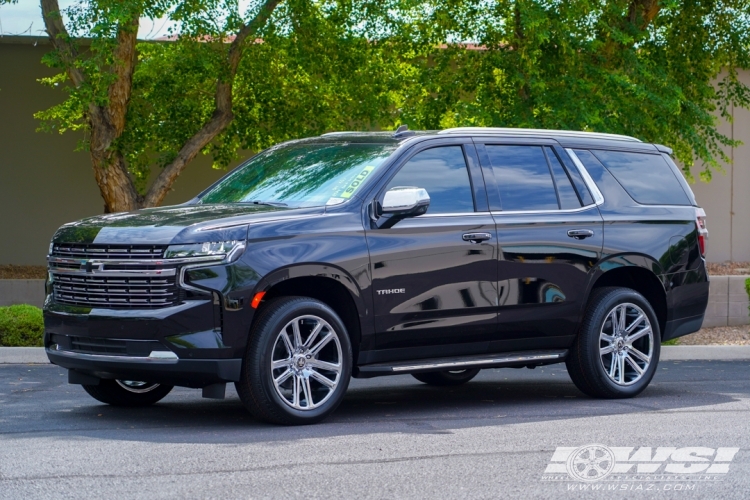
[246,200,288,207]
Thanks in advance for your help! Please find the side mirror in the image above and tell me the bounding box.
[382,187,430,217]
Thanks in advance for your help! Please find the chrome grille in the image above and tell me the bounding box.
[52,244,166,259]
[49,244,180,309]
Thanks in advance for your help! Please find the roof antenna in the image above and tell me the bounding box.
[392,124,413,138]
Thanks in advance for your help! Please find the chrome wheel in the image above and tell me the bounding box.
[270,315,343,410]
[115,380,161,394]
[599,302,653,386]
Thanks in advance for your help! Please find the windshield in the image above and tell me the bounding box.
[199,142,398,207]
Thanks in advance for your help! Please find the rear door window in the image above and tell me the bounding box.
[485,145,559,211]
[588,150,691,205]
[545,147,582,210]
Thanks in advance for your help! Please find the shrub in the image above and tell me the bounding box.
[746,278,750,317]
[0,305,44,347]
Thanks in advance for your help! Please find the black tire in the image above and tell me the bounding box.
[566,287,661,399]
[82,379,173,407]
[412,368,481,386]
[235,296,353,425]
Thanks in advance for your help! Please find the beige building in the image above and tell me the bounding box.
[0,36,747,265]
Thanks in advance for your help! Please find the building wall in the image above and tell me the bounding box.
[0,37,747,265]
[689,69,750,263]
[0,37,230,265]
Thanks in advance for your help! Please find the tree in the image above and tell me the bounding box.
[24,0,405,212]
[397,0,750,181]
[8,0,749,211]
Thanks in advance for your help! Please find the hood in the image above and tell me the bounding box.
[52,203,324,245]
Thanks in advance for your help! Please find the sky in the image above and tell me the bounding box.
[0,0,174,39]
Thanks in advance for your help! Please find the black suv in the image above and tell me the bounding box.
[44,127,709,425]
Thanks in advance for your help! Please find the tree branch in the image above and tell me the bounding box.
[40,0,86,87]
[144,0,282,207]
[107,9,141,136]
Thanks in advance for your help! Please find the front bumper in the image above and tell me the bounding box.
[46,347,242,387]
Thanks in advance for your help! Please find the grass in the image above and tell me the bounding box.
[0,305,44,347]
[661,338,680,346]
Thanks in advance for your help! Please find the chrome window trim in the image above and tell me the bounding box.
[490,204,598,217]
[418,211,492,218]
[565,148,605,206]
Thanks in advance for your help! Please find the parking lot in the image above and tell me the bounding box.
[1,352,749,499]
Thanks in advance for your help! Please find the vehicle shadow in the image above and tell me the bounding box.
[3,360,748,444]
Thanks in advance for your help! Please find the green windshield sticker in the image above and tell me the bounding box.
[340,166,375,199]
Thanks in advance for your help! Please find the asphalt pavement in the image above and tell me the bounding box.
[1,356,749,499]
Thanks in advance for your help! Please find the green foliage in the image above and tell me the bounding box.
[0,305,45,347]
[395,0,750,181]
[21,0,750,197]
[661,338,679,346]
[745,277,750,317]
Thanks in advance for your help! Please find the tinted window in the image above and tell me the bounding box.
[386,146,474,214]
[557,149,594,205]
[590,150,691,205]
[545,147,581,210]
[201,143,397,207]
[486,145,558,211]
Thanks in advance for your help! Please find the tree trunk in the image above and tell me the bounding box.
[41,0,281,213]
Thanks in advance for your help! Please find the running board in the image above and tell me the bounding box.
[356,349,568,378]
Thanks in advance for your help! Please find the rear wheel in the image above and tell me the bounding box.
[412,368,480,386]
[82,379,173,407]
[566,287,660,399]
[236,296,352,425]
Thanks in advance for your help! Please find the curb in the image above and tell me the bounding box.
[2,346,750,365]
[0,347,50,364]
[659,345,750,361]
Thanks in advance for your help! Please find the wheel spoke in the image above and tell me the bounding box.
[617,354,625,384]
[629,346,650,364]
[274,369,293,385]
[309,332,334,356]
[616,305,626,333]
[292,320,303,349]
[600,344,615,356]
[608,353,618,378]
[624,354,644,375]
[280,331,294,355]
[303,321,324,349]
[310,369,336,388]
[625,314,645,334]
[626,326,651,345]
[307,358,341,373]
[601,333,615,342]
[292,375,300,407]
[302,377,313,408]
[272,358,291,370]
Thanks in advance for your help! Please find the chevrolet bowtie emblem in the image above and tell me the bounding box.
[81,261,100,273]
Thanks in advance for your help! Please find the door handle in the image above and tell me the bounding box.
[567,229,594,240]
[462,232,492,243]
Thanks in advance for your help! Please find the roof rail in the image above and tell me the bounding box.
[320,131,365,137]
[437,127,641,143]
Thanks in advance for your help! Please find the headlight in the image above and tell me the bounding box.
[165,240,246,262]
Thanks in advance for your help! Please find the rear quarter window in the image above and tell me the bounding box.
[588,150,691,206]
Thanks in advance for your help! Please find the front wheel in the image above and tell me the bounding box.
[236,297,353,425]
[82,379,173,407]
[412,368,480,386]
[566,287,660,399]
